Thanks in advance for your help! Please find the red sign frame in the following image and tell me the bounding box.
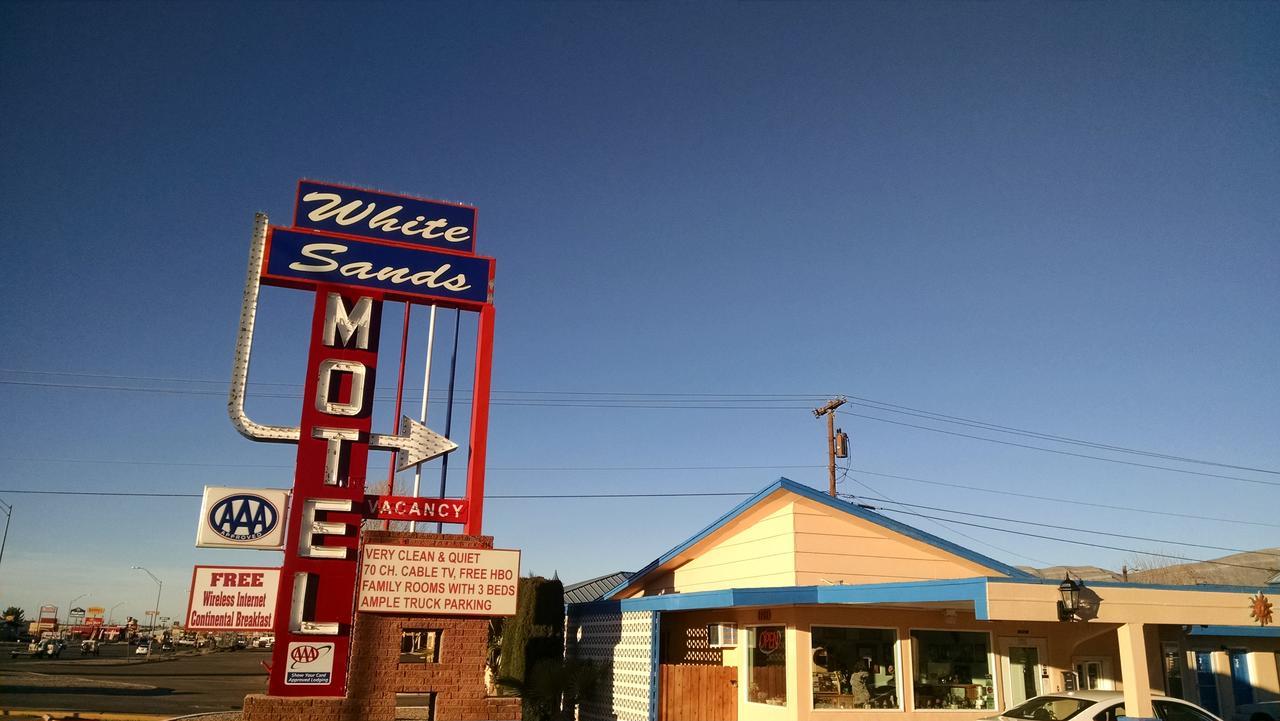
[250,181,498,698]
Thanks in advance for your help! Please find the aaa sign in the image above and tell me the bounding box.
[357,544,519,616]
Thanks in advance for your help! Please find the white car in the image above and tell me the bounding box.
[981,691,1223,721]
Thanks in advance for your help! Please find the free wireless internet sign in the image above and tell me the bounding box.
[196,486,291,550]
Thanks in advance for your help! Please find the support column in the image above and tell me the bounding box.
[1117,623,1156,719]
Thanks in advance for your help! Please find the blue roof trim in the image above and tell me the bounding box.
[602,478,1026,600]
[1188,625,1280,638]
[986,576,1273,595]
[576,577,989,618]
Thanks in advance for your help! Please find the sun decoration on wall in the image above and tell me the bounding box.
[1249,592,1273,627]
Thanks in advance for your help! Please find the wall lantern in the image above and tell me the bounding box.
[1058,576,1082,621]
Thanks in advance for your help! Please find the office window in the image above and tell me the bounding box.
[811,626,899,710]
[749,626,787,706]
[911,630,995,710]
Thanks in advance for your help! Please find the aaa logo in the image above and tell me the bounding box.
[289,643,333,668]
[208,494,279,542]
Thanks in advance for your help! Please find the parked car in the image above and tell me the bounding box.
[1235,702,1280,721]
[79,639,100,656]
[980,692,1222,721]
[135,641,151,655]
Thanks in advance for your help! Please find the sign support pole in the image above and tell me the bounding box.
[464,303,495,536]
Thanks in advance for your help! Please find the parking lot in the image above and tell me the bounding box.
[0,641,269,716]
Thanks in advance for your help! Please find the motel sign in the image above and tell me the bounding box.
[225,181,498,696]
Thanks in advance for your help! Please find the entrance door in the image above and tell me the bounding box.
[1073,657,1115,691]
[999,638,1047,710]
[1194,651,1220,715]
[1228,650,1253,706]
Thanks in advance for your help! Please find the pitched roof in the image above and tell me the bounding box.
[564,571,632,604]
[604,477,1029,600]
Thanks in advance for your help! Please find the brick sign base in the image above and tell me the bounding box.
[242,530,521,721]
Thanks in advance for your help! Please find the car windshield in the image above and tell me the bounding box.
[1003,697,1095,721]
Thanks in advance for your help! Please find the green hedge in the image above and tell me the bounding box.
[496,576,566,720]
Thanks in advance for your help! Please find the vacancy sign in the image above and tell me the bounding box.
[357,545,519,616]
[186,566,281,631]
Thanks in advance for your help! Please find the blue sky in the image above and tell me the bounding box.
[1,2,1277,623]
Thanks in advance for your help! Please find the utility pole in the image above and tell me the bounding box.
[813,397,847,497]
[0,498,11,573]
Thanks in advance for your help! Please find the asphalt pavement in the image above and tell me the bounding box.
[0,641,269,717]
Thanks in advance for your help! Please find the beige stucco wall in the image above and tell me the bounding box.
[631,495,800,597]
[791,497,1000,586]
[986,581,1265,626]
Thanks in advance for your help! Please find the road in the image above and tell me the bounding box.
[0,641,269,717]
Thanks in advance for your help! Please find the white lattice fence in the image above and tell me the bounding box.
[567,608,658,721]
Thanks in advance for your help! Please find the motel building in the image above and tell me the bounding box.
[566,479,1279,721]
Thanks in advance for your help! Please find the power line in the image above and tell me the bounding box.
[840,492,1280,560]
[859,505,1279,573]
[840,395,1279,475]
[844,467,1280,529]
[0,379,819,410]
[7,484,1273,573]
[840,472,1054,567]
[5,370,1276,478]
[837,410,1279,487]
[0,488,752,500]
[4,453,1273,529]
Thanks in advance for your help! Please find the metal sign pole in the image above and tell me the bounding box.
[411,305,438,533]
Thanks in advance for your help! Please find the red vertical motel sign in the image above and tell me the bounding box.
[251,181,496,697]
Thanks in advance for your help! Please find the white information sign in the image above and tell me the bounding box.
[195,486,290,550]
[357,544,520,616]
[185,566,281,631]
[285,641,335,685]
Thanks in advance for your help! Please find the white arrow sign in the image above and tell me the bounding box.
[228,213,455,471]
[370,416,458,471]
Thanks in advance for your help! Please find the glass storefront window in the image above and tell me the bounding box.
[749,626,788,706]
[911,630,995,710]
[811,627,899,710]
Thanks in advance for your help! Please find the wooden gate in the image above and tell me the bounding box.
[660,664,737,721]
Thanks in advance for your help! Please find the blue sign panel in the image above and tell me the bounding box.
[293,180,477,254]
[208,493,280,542]
[264,228,493,306]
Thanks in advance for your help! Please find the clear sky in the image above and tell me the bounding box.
[1,2,1277,624]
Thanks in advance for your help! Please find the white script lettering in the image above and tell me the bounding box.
[288,243,472,293]
[302,192,471,244]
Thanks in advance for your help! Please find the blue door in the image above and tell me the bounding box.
[1194,652,1220,715]
[1228,650,1253,706]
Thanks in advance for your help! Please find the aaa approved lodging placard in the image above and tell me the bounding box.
[357,544,520,616]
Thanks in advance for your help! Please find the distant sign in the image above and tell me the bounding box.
[362,495,469,524]
[185,565,281,632]
[263,227,494,306]
[285,641,335,685]
[69,608,86,625]
[85,607,105,626]
[357,544,519,616]
[37,605,57,631]
[196,487,290,550]
[293,180,477,253]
